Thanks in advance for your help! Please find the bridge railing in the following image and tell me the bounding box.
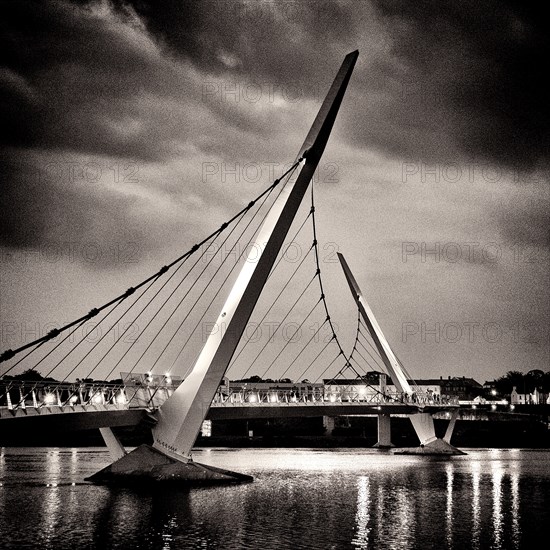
[212,388,459,406]
[1,380,459,413]
[0,379,178,411]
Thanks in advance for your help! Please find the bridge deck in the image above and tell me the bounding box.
[0,381,458,431]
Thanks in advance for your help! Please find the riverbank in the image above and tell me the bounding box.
[1,416,549,448]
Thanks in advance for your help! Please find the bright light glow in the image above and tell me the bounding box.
[115,391,127,404]
[92,393,103,404]
[269,393,279,403]
[247,393,257,403]
[69,395,78,404]
[491,389,497,396]
[472,405,477,409]
[491,404,497,410]
[165,373,172,384]
[201,420,212,437]
[510,405,515,410]
[329,394,337,403]
[358,385,367,395]
[44,393,56,405]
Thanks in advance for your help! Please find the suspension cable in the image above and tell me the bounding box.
[142,174,284,375]
[102,202,253,381]
[257,298,322,380]
[0,159,302,367]
[277,318,328,381]
[235,274,317,381]
[227,244,313,372]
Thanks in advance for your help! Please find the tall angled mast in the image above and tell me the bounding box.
[153,51,359,461]
[337,252,412,394]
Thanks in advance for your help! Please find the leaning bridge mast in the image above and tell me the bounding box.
[89,51,359,482]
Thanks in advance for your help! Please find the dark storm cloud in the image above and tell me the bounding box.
[1,0,196,160]
[496,196,550,249]
[108,0,550,169]
[109,0,356,83]
[0,0,237,259]
[1,0,548,265]
[368,0,550,168]
[0,152,146,263]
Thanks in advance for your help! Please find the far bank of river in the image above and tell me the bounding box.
[1,414,549,449]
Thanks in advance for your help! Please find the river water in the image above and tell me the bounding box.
[0,447,548,549]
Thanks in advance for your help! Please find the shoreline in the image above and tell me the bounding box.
[1,416,548,449]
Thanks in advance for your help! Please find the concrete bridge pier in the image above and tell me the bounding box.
[394,411,465,455]
[99,427,126,462]
[323,415,335,434]
[373,413,393,448]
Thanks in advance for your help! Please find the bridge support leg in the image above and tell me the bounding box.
[323,416,335,435]
[374,413,393,448]
[337,253,465,456]
[99,428,127,462]
[443,409,460,444]
[393,412,465,455]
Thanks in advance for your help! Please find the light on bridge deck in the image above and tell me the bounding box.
[116,391,127,405]
[44,393,56,405]
[201,419,212,437]
[92,392,104,405]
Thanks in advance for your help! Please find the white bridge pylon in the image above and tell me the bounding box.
[337,253,463,454]
[151,51,359,462]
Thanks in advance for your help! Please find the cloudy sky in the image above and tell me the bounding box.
[1,0,548,383]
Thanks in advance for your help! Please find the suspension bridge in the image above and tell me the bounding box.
[0,51,462,484]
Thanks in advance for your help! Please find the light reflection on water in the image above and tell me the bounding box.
[492,460,504,549]
[471,462,481,550]
[0,447,548,549]
[511,466,520,548]
[352,476,370,548]
[446,462,454,548]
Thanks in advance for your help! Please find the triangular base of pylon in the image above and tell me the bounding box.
[85,444,253,485]
[391,438,466,456]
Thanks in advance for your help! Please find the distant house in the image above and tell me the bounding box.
[385,375,483,401]
[510,386,549,405]
[436,376,484,400]
[323,374,484,403]
[228,379,323,398]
